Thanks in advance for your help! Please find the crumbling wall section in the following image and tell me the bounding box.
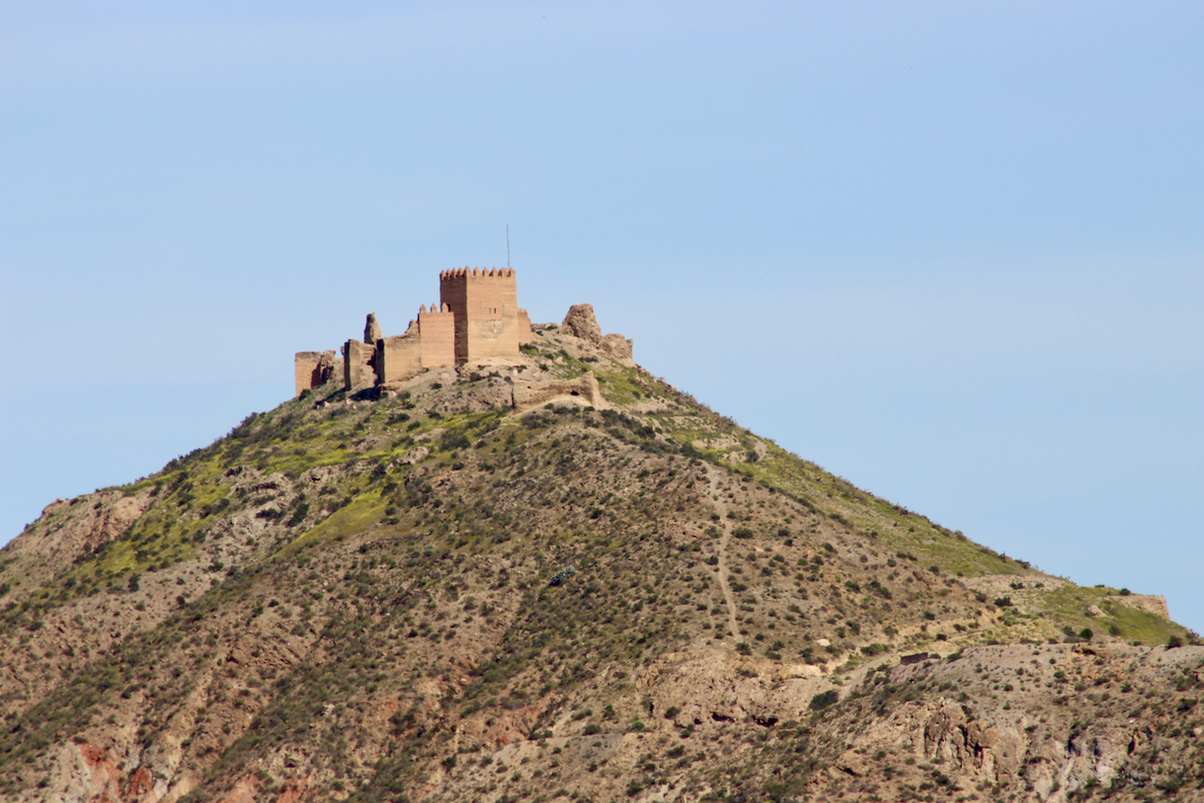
[294,350,341,397]
[511,372,604,414]
[375,324,423,385]
[561,303,634,363]
[343,339,376,392]
[518,308,533,346]
[560,303,603,344]
[295,352,322,397]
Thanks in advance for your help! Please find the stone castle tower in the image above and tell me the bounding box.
[293,268,532,397]
[440,267,531,363]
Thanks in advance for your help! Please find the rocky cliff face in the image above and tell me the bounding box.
[0,318,1198,803]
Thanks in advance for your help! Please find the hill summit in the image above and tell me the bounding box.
[1,275,1200,803]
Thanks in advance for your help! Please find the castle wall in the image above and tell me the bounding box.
[440,267,520,363]
[294,350,341,397]
[376,332,423,385]
[419,304,456,368]
[343,339,376,391]
[295,269,527,396]
[518,308,533,346]
[294,352,322,397]
[511,372,603,413]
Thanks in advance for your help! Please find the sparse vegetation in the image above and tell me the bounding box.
[0,324,1196,802]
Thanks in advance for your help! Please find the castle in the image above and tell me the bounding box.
[294,268,533,397]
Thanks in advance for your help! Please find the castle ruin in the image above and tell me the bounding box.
[294,268,533,397]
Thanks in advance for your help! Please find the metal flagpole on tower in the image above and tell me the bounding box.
[506,225,511,269]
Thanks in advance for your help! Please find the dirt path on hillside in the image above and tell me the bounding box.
[707,469,740,639]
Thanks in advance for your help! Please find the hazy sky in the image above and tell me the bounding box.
[2,2,1201,632]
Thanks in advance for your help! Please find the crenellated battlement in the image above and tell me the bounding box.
[439,266,516,280]
[439,267,522,363]
[293,269,531,396]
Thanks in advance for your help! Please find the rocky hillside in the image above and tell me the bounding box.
[1,307,1200,803]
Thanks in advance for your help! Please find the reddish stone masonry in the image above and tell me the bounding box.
[293,268,533,397]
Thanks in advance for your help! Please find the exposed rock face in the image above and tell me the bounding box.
[601,332,633,360]
[511,372,604,413]
[364,313,383,344]
[1113,593,1171,619]
[560,303,603,344]
[2,488,155,605]
[561,304,634,362]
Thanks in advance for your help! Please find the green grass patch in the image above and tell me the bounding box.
[280,490,388,555]
[1029,585,1184,646]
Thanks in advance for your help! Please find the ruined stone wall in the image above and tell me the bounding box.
[560,303,634,363]
[295,352,322,397]
[343,339,376,392]
[511,372,603,413]
[418,304,455,368]
[294,269,527,396]
[375,329,423,385]
[439,267,520,363]
[517,308,533,346]
[294,350,341,397]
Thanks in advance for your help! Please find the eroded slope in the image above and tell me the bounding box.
[0,324,1198,803]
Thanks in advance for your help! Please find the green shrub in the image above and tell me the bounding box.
[547,566,578,587]
[287,502,310,527]
[809,690,839,711]
[440,432,471,451]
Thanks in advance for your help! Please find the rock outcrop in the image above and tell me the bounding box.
[560,304,603,344]
[561,303,634,362]
[511,372,604,413]
[601,332,633,360]
[364,313,383,344]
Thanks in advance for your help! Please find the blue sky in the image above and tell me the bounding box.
[2,2,1201,632]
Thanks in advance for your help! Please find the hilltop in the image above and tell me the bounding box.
[0,302,1201,803]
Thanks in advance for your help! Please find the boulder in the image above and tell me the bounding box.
[601,333,633,360]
